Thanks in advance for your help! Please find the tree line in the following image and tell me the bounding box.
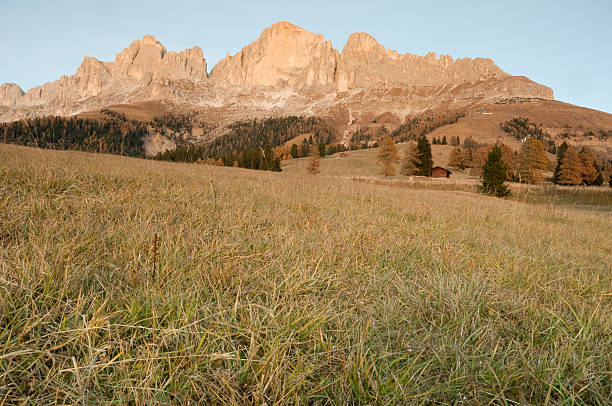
[390,112,466,143]
[153,144,282,172]
[153,116,340,172]
[0,112,146,157]
[203,116,337,158]
[500,117,556,153]
[553,141,610,186]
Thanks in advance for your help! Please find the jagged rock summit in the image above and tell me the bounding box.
[210,21,547,95]
[0,83,25,107]
[336,32,508,91]
[0,22,554,123]
[211,21,339,89]
[2,35,208,112]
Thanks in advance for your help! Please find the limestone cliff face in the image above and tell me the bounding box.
[154,46,208,82]
[0,23,555,123]
[210,21,338,89]
[112,35,166,84]
[0,83,25,106]
[336,33,509,91]
[5,35,208,109]
[209,25,517,93]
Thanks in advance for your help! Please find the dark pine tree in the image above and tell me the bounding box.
[416,134,433,176]
[318,142,326,157]
[290,144,299,158]
[553,141,569,184]
[479,145,510,197]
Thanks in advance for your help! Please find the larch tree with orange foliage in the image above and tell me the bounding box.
[517,138,548,183]
[377,136,400,177]
[306,148,321,175]
[557,146,583,185]
[579,147,599,185]
[401,141,419,176]
[448,147,463,169]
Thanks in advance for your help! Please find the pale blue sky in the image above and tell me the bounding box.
[1,0,610,113]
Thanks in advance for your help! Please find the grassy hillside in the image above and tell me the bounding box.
[428,99,612,156]
[1,144,611,404]
[77,101,171,122]
[282,146,478,179]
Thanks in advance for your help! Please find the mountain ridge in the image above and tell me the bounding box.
[0,21,553,123]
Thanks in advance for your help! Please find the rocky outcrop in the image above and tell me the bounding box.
[112,35,166,84]
[2,35,208,111]
[154,46,208,82]
[211,21,338,89]
[209,24,517,93]
[336,32,509,91]
[0,83,25,106]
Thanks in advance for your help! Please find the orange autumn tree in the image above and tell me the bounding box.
[517,138,548,183]
[306,148,321,175]
[448,147,463,169]
[556,146,583,185]
[377,136,400,177]
[401,141,419,176]
[579,147,599,185]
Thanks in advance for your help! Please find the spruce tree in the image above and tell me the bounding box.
[553,141,569,183]
[290,144,299,158]
[479,146,510,197]
[318,143,326,157]
[300,139,310,158]
[594,171,604,186]
[416,134,433,176]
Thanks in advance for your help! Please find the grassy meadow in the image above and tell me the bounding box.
[282,146,458,178]
[1,143,611,404]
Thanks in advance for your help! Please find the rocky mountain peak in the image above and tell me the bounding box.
[343,32,382,53]
[113,35,167,82]
[0,83,25,107]
[266,20,307,34]
[210,21,338,89]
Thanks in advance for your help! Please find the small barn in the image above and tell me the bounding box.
[431,166,452,178]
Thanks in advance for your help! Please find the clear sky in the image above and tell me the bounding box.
[2,0,611,113]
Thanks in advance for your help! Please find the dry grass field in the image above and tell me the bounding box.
[282,146,470,179]
[1,144,611,404]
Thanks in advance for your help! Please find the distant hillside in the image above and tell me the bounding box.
[425,99,612,156]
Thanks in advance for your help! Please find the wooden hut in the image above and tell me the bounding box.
[431,166,452,178]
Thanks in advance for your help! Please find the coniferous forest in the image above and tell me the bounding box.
[0,113,339,173]
[0,111,146,157]
[152,116,339,172]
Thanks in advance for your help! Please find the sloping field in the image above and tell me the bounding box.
[77,101,170,122]
[1,144,611,404]
[429,99,612,155]
[282,146,477,179]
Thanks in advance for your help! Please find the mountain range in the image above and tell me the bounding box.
[1,21,610,156]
